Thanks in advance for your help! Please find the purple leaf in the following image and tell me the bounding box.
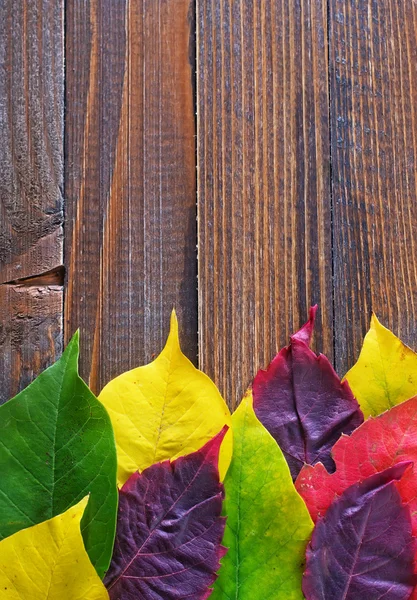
[253,307,363,479]
[104,428,227,600]
[303,463,417,600]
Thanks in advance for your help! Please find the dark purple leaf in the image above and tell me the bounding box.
[253,306,363,479]
[104,428,227,600]
[303,463,417,600]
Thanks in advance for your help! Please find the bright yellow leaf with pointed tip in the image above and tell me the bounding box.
[99,311,233,486]
[344,313,417,418]
[0,498,109,600]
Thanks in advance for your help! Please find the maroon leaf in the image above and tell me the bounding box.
[253,306,363,479]
[303,463,417,600]
[291,305,317,345]
[104,428,227,600]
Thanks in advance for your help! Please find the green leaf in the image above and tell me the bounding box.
[212,391,313,600]
[0,333,118,579]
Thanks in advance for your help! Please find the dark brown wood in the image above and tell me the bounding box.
[4,0,417,413]
[197,0,333,408]
[330,0,417,375]
[0,0,64,402]
[64,0,197,394]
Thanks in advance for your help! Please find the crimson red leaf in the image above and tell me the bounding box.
[292,305,316,345]
[295,395,417,532]
[104,428,227,600]
[253,306,363,479]
[303,463,417,600]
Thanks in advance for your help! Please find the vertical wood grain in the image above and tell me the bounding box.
[65,0,197,393]
[197,0,333,408]
[330,0,417,374]
[4,0,416,411]
[0,0,64,402]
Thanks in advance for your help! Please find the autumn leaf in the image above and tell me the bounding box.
[99,311,232,486]
[296,395,417,538]
[0,498,109,599]
[344,313,417,417]
[253,306,363,479]
[303,464,416,600]
[104,429,227,600]
[211,391,313,600]
[0,333,118,579]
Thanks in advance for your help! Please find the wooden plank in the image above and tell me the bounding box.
[330,0,417,375]
[197,0,333,408]
[0,283,62,403]
[0,0,64,403]
[65,0,197,394]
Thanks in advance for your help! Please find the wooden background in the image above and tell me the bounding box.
[1,0,417,409]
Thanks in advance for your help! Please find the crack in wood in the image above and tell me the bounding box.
[0,266,65,288]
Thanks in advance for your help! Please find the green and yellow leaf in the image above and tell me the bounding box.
[0,498,109,599]
[212,391,313,600]
[344,314,417,417]
[99,311,232,485]
[0,334,118,579]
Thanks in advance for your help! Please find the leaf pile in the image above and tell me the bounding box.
[3,308,417,599]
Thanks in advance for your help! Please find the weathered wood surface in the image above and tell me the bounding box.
[64,0,197,394]
[197,0,417,407]
[197,0,333,408]
[2,0,417,411]
[0,283,62,403]
[0,0,64,403]
[330,0,417,375]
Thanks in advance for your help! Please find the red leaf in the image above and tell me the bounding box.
[295,395,417,534]
[104,428,227,600]
[303,463,417,600]
[253,306,363,479]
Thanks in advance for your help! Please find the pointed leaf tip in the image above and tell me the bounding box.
[253,309,363,479]
[357,461,413,490]
[168,308,180,343]
[0,338,118,577]
[63,328,80,358]
[291,304,318,346]
[345,313,417,417]
[212,390,313,599]
[199,425,229,467]
[99,313,232,486]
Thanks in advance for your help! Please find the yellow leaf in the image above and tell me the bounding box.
[0,498,109,600]
[344,313,417,418]
[99,311,233,486]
